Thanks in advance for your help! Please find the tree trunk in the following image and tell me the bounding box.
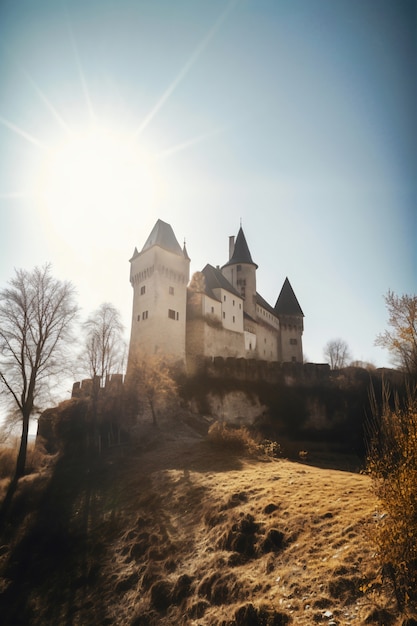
[150,400,157,427]
[14,411,30,480]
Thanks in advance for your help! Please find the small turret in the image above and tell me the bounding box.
[221,227,258,319]
[275,277,304,362]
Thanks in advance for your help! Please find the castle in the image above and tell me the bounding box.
[128,219,304,370]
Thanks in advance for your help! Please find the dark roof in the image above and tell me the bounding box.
[141,219,183,256]
[183,242,191,261]
[256,292,278,318]
[222,227,258,269]
[202,264,241,299]
[274,277,304,316]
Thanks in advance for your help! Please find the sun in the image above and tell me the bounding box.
[36,126,159,252]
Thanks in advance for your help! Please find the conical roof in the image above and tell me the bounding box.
[222,227,258,269]
[275,277,304,316]
[141,219,183,256]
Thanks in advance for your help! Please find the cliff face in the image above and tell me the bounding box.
[180,360,409,458]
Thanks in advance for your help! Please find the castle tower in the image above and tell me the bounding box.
[128,219,190,366]
[221,227,258,320]
[275,277,304,363]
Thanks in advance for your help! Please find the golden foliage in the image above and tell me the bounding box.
[367,386,417,612]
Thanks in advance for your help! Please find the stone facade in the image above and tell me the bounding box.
[128,219,304,370]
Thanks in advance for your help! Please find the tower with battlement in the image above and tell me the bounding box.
[128,219,190,366]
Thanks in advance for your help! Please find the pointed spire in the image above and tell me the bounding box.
[129,246,139,261]
[183,238,190,261]
[275,277,304,316]
[222,227,258,268]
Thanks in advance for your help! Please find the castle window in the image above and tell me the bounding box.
[169,286,174,295]
[140,285,146,295]
[223,295,226,301]
[290,338,298,345]
[237,265,241,271]
[292,356,297,362]
[233,316,235,323]
[142,311,148,320]
[233,300,235,306]
[176,312,179,320]
[168,309,176,320]
[223,312,226,319]
[211,306,214,313]
[239,303,242,310]
[137,314,140,321]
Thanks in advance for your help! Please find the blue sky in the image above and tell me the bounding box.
[0,0,415,373]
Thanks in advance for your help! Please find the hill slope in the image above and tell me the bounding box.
[0,425,401,625]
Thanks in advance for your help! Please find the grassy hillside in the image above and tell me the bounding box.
[0,420,404,625]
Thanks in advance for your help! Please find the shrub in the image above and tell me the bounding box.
[0,442,18,478]
[366,386,417,613]
[207,422,259,456]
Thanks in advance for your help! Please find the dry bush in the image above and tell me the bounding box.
[0,441,18,478]
[25,439,53,474]
[207,421,260,456]
[366,386,417,614]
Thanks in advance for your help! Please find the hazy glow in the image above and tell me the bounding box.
[0,0,414,373]
[37,128,157,250]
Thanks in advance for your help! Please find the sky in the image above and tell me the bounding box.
[0,0,416,383]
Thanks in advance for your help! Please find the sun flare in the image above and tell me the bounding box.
[37,127,159,251]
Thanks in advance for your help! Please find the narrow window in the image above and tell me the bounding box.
[140,285,146,295]
[239,303,242,310]
[223,295,226,302]
[169,286,174,295]
[233,300,235,306]
[168,309,176,320]
[233,315,235,323]
[211,306,214,314]
[237,264,241,271]
[223,312,225,319]
[176,312,179,320]
[290,338,298,345]
[137,314,140,321]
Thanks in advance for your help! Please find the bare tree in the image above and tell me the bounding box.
[375,290,417,375]
[127,355,178,427]
[0,264,78,481]
[83,302,126,381]
[323,338,351,370]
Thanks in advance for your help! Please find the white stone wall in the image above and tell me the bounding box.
[210,288,244,333]
[255,323,279,361]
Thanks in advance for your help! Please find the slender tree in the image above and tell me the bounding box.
[375,290,417,375]
[127,355,178,427]
[0,264,78,481]
[83,302,126,381]
[323,338,351,370]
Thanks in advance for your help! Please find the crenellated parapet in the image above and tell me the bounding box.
[71,373,125,399]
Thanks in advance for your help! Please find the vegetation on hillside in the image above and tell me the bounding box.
[367,386,417,616]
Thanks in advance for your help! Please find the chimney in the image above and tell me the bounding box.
[229,236,235,260]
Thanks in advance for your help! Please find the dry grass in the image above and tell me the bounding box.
[0,438,51,480]
[0,422,407,625]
